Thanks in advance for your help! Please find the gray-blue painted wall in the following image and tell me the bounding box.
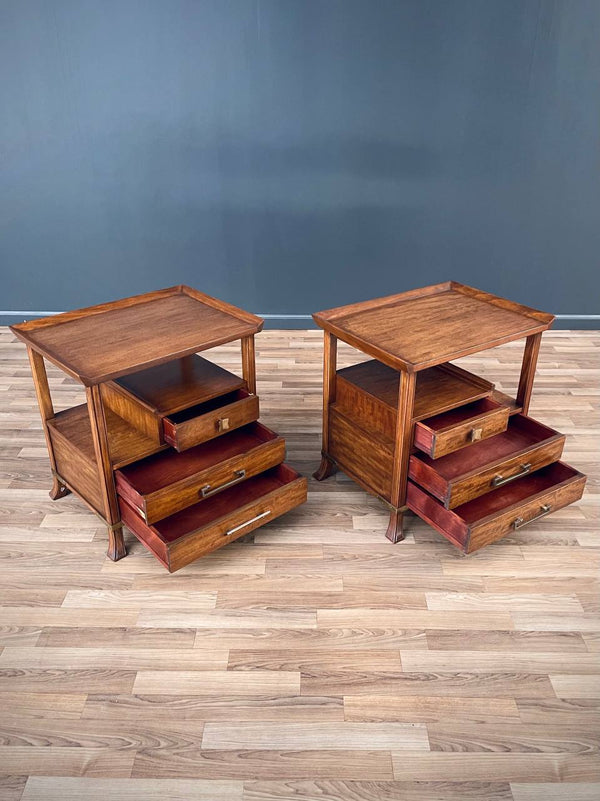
[1,0,599,328]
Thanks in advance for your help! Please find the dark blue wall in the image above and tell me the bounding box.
[1,0,599,326]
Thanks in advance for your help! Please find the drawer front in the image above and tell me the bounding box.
[120,466,307,572]
[116,434,285,524]
[410,419,566,509]
[163,392,259,451]
[414,398,509,459]
[328,405,393,501]
[408,462,586,554]
[168,473,307,572]
[450,436,564,509]
[467,469,586,552]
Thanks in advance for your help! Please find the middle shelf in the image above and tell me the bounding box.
[47,403,165,472]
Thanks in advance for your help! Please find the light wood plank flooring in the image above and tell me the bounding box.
[0,327,598,801]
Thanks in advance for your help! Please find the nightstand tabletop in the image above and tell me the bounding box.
[312,281,554,372]
[10,285,263,385]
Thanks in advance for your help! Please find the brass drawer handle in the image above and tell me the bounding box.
[469,427,483,442]
[491,462,532,488]
[513,503,552,530]
[217,417,231,432]
[200,469,246,499]
[226,510,270,537]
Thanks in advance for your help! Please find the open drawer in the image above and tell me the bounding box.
[409,414,566,509]
[162,389,259,451]
[407,461,586,553]
[115,422,285,524]
[101,354,248,445]
[413,397,510,459]
[120,463,308,572]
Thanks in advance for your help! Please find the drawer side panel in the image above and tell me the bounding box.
[119,498,170,568]
[101,382,161,443]
[407,480,469,550]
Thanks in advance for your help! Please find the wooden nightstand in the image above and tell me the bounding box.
[11,286,307,571]
[313,281,586,552]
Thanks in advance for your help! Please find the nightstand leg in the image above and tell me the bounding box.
[107,523,126,562]
[314,453,337,481]
[49,474,70,500]
[86,385,126,561]
[27,347,72,501]
[386,507,407,543]
[313,332,338,481]
[387,370,417,543]
[517,333,542,415]
[241,335,257,394]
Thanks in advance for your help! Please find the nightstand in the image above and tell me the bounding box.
[313,282,586,552]
[12,286,307,571]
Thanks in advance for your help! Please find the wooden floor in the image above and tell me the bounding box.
[0,327,598,801]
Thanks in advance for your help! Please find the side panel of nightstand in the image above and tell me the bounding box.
[328,406,393,500]
[47,425,103,514]
[313,333,417,544]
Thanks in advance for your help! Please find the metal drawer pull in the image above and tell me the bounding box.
[217,417,231,432]
[492,462,532,488]
[200,469,246,498]
[469,427,483,442]
[226,510,270,537]
[513,504,552,530]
